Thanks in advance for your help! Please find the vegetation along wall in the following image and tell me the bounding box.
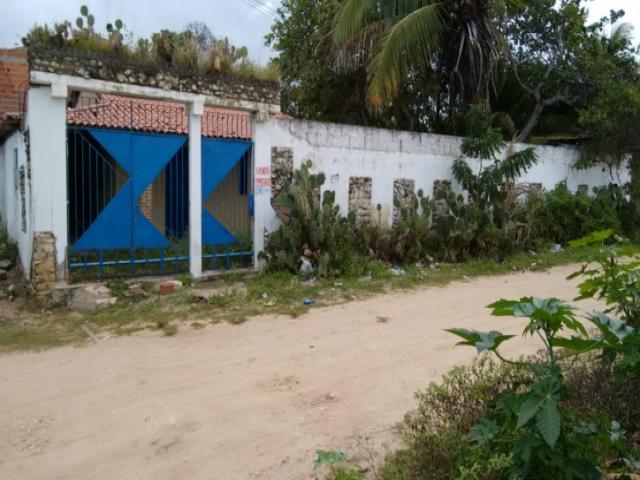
[252,118,628,258]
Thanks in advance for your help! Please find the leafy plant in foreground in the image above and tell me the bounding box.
[565,231,640,377]
[448,296,639,478]
[569,231,640,328]
[314,449,363,480]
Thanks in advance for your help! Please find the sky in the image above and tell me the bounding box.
[2,0,640,64]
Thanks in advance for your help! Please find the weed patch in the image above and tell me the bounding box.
[0,243,631,352]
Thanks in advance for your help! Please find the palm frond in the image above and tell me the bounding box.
[609,22,633,50]
[367,3,444,106]
[334,0,378,44]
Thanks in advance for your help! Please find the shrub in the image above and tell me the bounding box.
[380,238,640,480]
[533,182,624,244]
[386,190,433,263]
[564,359,640,434]
[379,356,532,480]
[260,160,362,276]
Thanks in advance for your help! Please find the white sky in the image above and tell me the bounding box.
[1,0,639,63]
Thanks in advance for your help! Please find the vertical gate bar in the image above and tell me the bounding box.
[226,247,230,270]
[98,250,104,281]
[130,249,135,276]
[94,143,98,221]
[89,142,93,223]
[174,144,184,240]
[67,130,71,246]
[74,131,78,244]
[102,148,106,211]
[160,248,165,275]
[81,135,85,236]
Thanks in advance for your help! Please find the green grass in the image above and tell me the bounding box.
[0,227,18,263]
[0,244,626,353]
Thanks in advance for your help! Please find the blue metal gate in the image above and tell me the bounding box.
[201,138,254,271]
[67,129,255,279]
[67,128,190,279]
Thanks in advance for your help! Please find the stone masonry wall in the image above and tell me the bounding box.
[349,177,372,224]
[31,231,57,297]
[393,178,415,226]
[271,147,293,204]
[29,48,280,106]
[433,179,452,218]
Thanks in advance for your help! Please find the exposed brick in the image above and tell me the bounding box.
[0,47,27,120]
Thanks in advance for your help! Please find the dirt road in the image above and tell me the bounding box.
[0,265,601,479]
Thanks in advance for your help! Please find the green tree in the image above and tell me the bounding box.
[452,105,537,220]
[266,0,374,124]
[333,0,508,108]
[574,13,640,206]
[502,0,591,142]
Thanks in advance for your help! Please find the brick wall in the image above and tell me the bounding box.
[0,47,28,118]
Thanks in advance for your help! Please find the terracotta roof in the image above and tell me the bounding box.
[67,94,251,139]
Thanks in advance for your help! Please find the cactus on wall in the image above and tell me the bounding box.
[260,160,357,276]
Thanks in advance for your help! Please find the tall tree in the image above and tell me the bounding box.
[577,18,640,205]
[266,0,372,124]
[333,0,508,108]
[502,0,594,142]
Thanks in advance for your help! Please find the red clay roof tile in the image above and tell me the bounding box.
[67,94,251,139]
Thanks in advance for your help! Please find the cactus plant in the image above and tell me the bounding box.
[261,161,358,276]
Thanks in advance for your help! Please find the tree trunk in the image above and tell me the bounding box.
[516,101,545,143]
[630,154,640,211]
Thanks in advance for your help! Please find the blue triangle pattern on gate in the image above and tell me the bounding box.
[72,130,186,251]
[202,210,237,245]
[201,138,252,245]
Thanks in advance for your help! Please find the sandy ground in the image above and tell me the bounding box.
[0,264,602,480]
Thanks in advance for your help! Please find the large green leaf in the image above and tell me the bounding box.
[588,311,634,343]
[551,336,603,353]
[516,392,545,429]
[536,396,561,447]
[468,418,499,444]
[489,297,584,337]
[446,328,514,353]
[567,229,614,249]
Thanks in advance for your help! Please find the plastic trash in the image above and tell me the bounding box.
[389,267,407,277]
[299,257,314,279]
[303,298,316,306]
[549,243,564,253]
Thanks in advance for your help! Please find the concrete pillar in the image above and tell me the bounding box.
[27,82,68,280]
[188,98,204,278]
[251,115,276,268]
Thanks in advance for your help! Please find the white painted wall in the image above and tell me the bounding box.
[0,130,33,276]
[25,85,68,275]
[253,118,628,259]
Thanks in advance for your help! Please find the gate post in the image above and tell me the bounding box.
[27,82,68,286]
[188,98,204,278]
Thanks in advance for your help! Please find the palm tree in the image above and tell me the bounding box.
[334,0,508,108]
